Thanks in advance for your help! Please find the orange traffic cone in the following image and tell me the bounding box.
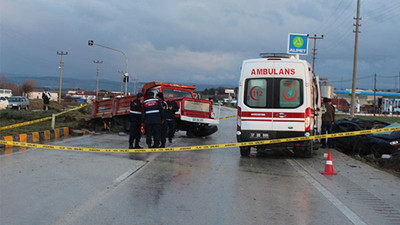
[321,152,337,175]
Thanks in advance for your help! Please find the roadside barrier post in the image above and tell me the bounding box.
[51,114,55,130]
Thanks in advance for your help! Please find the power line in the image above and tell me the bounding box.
[330,74,374,83]
[315,0,354,36]
[310,0,346,33]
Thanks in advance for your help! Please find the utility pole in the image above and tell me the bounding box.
[94,60,103,100]
[57,51,68,103]
[133,78,137,94]
[308,34,324,74]
[350,0,361,118]
[373,73,376,116]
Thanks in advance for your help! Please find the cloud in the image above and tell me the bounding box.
[1,0,399,90]
[128,42,241,83]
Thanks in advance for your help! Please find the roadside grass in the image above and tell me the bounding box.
[0,100,92,137]
[353,154,400,177]
[336,114,400,124]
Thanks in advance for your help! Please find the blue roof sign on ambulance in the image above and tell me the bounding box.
[287,33,309,55]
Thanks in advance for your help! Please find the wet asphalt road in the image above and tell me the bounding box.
[1,106,400,225]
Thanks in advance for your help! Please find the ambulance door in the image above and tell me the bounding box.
[272,62,306,132]
[315,76,322,134]
[241,78,274,132]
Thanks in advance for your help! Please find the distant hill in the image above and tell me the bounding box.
[2,74,236,92]
[5,75,124,92]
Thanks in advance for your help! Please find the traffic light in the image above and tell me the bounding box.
[88,40,94,46]
[123,75,129,83]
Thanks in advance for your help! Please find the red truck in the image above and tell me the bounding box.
[92,82,219,137]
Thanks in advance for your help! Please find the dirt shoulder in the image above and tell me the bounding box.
[0,100,92,137]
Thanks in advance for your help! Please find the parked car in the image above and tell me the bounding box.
[332,118,400,157]
[7,96,30,110]
[0,97,9,110]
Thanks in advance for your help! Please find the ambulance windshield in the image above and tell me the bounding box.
[244,78,303,108]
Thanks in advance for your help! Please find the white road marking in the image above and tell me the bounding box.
[113,167,142,184]
[287,159,367,225]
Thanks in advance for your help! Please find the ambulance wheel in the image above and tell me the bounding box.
[313,140,320,150]
[240,146,250,157]
[294,142,313,158]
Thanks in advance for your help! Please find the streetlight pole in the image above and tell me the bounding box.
[93,60,103,100]
[118,71,125,94]
[57,51,68,103]
[88,40,129,95]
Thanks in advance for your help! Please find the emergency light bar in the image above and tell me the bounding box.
[259,53,293,59]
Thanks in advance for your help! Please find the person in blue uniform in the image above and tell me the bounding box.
[129,93,144,149]
[142,91,164,148]
[166,94,179,143]
[156,92,168,148]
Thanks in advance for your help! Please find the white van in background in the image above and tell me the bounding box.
[0,89,12,98]
[236,53,322,157]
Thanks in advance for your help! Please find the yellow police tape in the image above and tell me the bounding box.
[1,126,399,153]
[0,104,88,131]
[217,115,237,120]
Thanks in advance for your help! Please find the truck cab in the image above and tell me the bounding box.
[142,82,219,137]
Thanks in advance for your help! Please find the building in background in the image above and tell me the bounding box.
[27,90,58,101]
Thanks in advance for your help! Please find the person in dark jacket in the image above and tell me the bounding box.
[129,93,144,149]
[166,94,179,143]
[142,92,164,148]
[321,97,335,148]
[42,89,51,111]
[156,92,168,148]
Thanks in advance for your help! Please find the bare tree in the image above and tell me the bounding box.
[22,79,38,96]
[8,83,19,95]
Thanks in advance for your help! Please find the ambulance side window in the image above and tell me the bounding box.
[245,79,267,108]
[278,79,302,108]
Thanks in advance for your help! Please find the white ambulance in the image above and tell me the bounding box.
[236,53,322,157]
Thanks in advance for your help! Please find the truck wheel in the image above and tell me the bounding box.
[25,105,29,110]
[193,125,218,137]
[240,146,250,157]
[186,130,195,138]
[17,105,21,111]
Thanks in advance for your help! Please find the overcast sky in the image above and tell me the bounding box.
[1,0,399,91]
